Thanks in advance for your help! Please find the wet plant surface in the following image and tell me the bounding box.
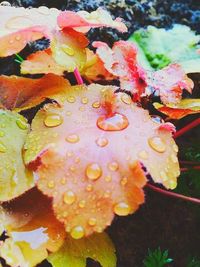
[0,1,199,267]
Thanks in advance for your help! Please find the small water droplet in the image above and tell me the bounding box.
[15,35,21,41]
[138,150,148,160]
[63,190,76,205]
[170,154,178,163]
[173,144,178,153]
[160,171,168,181]
[0,131,5,137]
[95,137,108,147]
[114,202,131,216]
[121,94,132,105]
[169,180,177,189]
[0,142,6,153]
[81,97,88,104]
[67,95,76,103]
[105,175,112,182]
[86,163,102,180]
[79,106,85,111]
[48,180,55,189]
[44,114,63,127]
[92,101,100,108]
[79,200,86,208]
[86,184,93,192]
[108,161,119,171]
[148,136,166,153]
[70,225,85,239]
[16,117,28,130]
[104,190,111,198]
[66,111,72,116]
[37,6,50,15]
[65,134,79,143]
[61,45,75,56]
[97,113,129,131]
[88,217,97,226]
[60,177,66,185]
[120,177,128,186]
[150,115,164,124]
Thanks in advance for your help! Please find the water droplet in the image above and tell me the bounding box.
[109,161,119,171]
[104,190,111,198]
[67,151,73,157]
[67,95,76,103]
[79,106,85,111]
[86,163,102,180]
[70,226,85,239]
[79,200,86,208]
[88,217,97,226]
[61,45,75,56]
[138,150,148,160]
[92,101,100,108]
[0,142,6,153]
[6,16,34,30]
[105,175,112,182]
[0,131,5,137]
[66,111,72,116]
[170,154,178,163]
[173,144,178,153]
[97,113,129,131]
[148,136,166,153]
[38,6,50,15]
[63,190,76,205]
[48,180,55,189]
[60,177,66,185]
[121,94,132,105]
[169,180,177,189]
[160,171,168,181]
[44,114,63,127]
[65,134,79,143]
[120,177,128,186]
[81,97,88,104]
[16,117,28,130]
[150,115,164,124]
[114,202,131,216]
[0,1,11,6]
[75,157,80,163]
[95,137,108,147]
[86,184,93,192]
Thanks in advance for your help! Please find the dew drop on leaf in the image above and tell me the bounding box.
[97,113,129,131]
[70,225,85,239]
[114,202,131,216]
[148,136,166,153]
[63,191,76,205]
[44,114,63,128]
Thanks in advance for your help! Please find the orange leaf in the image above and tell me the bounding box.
[24,84,180,237]
[0,74,70,111]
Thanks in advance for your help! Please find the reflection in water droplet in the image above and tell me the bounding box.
[63,190,76,205]
[86,163,102,180]
[70,225,85,239]
[88,217,97,226]
[95,137,108,147]
[44,114,63,127]
[0,142,6,153]
[148,136,166,153]
[150,115,164,124]
[114,202,131,216]
[61,45,75,56]
[108,161,119,171]
[65,134,79,143]
[6,16,34,30]
[97,113,129,131]
[16,117,28,130]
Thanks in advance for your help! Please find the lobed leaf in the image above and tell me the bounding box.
[48,232,116,267]
[24,84,179,237]
[0,110,33,201]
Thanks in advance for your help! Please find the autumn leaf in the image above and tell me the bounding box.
[0,188,66,267]
[0,110,33,202]
[57,8,127,33]
[24,84,179,237]
[0,74,70,111]
[48,232,116,267]
[153,99,200,119]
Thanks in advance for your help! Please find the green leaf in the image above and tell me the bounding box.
[129,24,200,73]
[143,248,173,267]
[48,233,116,267]
[0,110,33,201]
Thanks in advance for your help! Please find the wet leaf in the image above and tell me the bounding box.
[24,84,179,237]
[0,110,33,201]
[129,24,200,73]
[0,188,66,267]
[48,232,116,267]
[57,8,127,33]
[0,74,70,111]
[153,99,200,119]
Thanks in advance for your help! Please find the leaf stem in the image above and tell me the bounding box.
[174,118,200,138]
[146,183,200,204]
[74,67,84,85]
[180,166,200,172]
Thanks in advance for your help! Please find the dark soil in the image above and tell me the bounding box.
[0,1,200,267]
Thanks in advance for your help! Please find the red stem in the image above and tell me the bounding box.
[174,118,200,138]
[146,183,200,204]
[74,67,84,85]
[181,166,200,172]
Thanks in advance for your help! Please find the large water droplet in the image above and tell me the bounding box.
[16,117,28,130]
[70,225,85,239]
[148,136,166,153]
[44,114,63,128]
[95,137,108,147]
[86,163,102,180]
[63,190,76,205]
[65,134,79,143]
[97,113,129,131]
[114,202,131,216]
